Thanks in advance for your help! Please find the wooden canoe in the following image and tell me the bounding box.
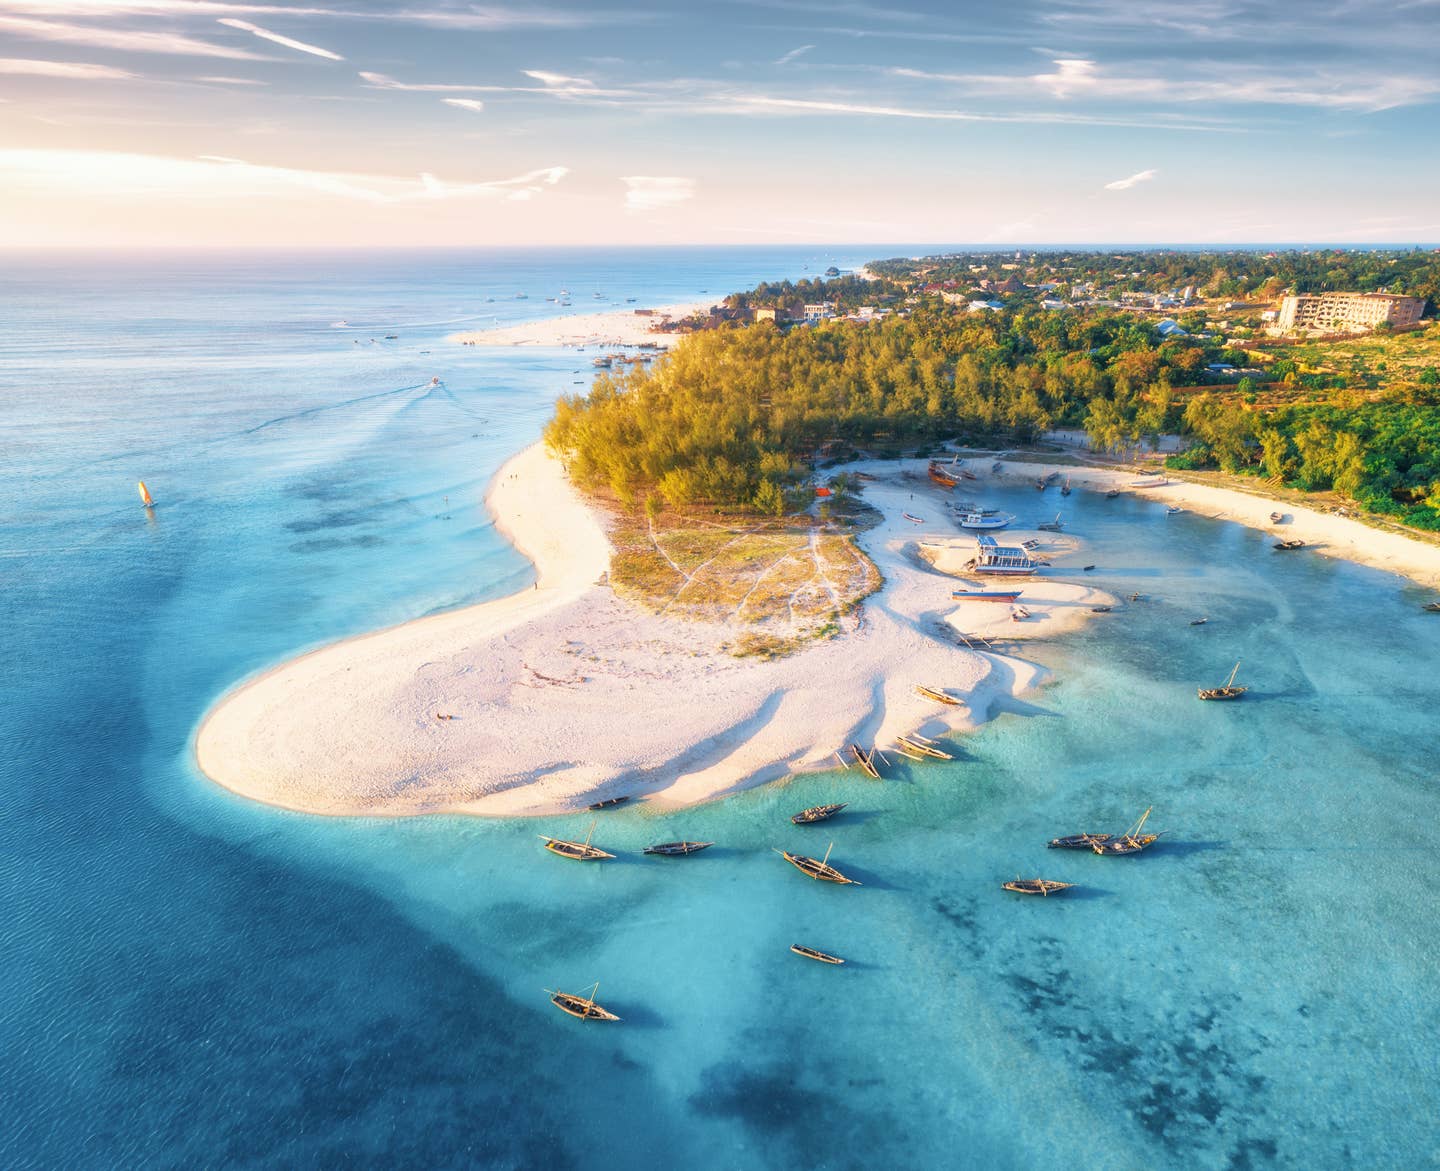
[790,944,845,965]
[791,803,847,825]
[1003,878,1074,896]
[642,841,714,856]
[549,984,620,1021]
[777,844,860,885]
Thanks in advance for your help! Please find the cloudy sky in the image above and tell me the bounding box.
[1,0,1436,246]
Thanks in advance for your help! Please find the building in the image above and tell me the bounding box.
[753,307,778,322]
[1276,291,1425,333]
[802,301,837,322]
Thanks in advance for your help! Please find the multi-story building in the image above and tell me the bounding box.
[1275,291,1425,333]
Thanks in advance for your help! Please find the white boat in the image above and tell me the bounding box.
[971,535,1040,576]
[956,510,1013,531]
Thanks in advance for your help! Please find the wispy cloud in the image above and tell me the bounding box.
[441,97,485,113]
[622,175,695,212]
[774,44,814,65]
[0,13,265,58]
[1104,168,1156,191]
[216,17,342,60]
[0,56,137,79]
[0,149,569,204]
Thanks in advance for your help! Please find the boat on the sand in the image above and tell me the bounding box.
[777,842,861,885]
[588,795,630,810]
[549,982,620,1021]
[1198,661,1246,701]
[952,588,1023,603]
[1270,511,1284,523]
[928,461,960,489]
[790,945,845,964]
[791,803,847,825]
[1003,878,1075,896]
[896,733,954,761]
[915,684,961,705]
[643,841,713,856]
[539,821,615,861]
[850,744,882,779]
[1091,807,1165,855]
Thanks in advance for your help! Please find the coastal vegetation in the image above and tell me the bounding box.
[546,249,1440,534]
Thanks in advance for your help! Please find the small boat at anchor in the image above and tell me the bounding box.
[1091,807,1165,855]
[588,795,630,810]
[1090,605,1112,613]
[1198,661,1247,701]
[1105,488,1121,499]
[548,982,620,1022]
[539,821,615,861]
[915,684,961,705]
[1047,832,1112,850]
[791,803,847,825]
[1425,602,1440,613]
[790,945,845,965]
[1003,878,1074,896]
[956,510,1014,531]
[643,840,714,856]
[1037,513,1065,532]
[1190,617,1208,626]
[776,842,861,885]
[1061,477,1072,496]
[137,480,155,508]
[1275,539,1305,551]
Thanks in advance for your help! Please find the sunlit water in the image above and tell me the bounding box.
[2,250,1437,1169]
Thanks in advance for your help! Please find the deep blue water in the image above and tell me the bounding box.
[2,248,1438,1170]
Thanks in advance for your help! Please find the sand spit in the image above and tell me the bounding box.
[196,450,1103,818]
[450,300,711,350]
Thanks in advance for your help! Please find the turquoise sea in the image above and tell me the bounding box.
[2,248,1437,1169]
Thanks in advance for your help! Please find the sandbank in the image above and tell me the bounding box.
[450,300,711,350]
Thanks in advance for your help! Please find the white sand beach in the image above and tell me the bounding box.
[196,448,1111,818]
[197,445,1440,819]
[989,461,1440,588]
[450,300,711,349]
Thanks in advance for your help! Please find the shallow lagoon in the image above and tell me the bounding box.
[2,250,1436,1169]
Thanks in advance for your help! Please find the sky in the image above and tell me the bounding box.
[0,0,1437,247]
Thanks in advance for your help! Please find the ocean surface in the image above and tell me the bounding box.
[2,247,1437,1170]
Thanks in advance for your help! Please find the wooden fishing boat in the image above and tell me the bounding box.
[1166,505,1183,515]
[1198,661,1246,701]
[1082,564,1096,572]
[896,734,954,761]
[1003,878,1075,896]
[1270,511,1284,523]
[643,840,713,856]
[893,744,926,762]
[776,842,861,885]
[549,982,620,1021]
[952,588,1024,603]
[137,480,155,508]
[1061,477,1072,496]
[1037,513,1064,532]
[790,944,845,965]
[902,512,925,524]
[588,795,630,810]
[915,684,961,705]
[790,803,847,825]
[1034,477,1046,491]
[1425,602,1440,613]
[1090,605,1112,613]
[539,821,615,861]
[1011,606,1030,620]
[992,461,1003,473]
[1091,807,1164,855]
[1274,539,1305,551]
[928,462,960,489]
[1047,832,1112,850]
[1190,617,1208,626]
[850,744,882,779]
[1105,488,1121,499]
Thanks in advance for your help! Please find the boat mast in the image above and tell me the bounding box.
[583,820,597,849]
[1224,661,1241,689]
[821,841,834,867]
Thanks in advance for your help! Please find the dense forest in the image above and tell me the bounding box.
[546,251,1440,532]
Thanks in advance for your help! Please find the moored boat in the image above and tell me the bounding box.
[776,842,861,885]
[1198,661,1246,701]
[850,744,882,779]
[952,588,1024,603]
[643,840,714,856]
[928,461,960,489]
[549,982,620,1021]
[896,734,954,760]
[588,795,630,810]
[1047,832,1112,850]
[539,821,615,861]
[1425,602,1440,613]
[903,512,925,524]
[970,535,1041,575]
[790,803,847,825]
[1003,878,1075,896]
[956,509,1014,531]
[1061,477,1071,496]
[137,480,155,508]
[1105,488,1121,499]
[1091,807,1165,855]
[1037,513,1065,532]
[1270,511,1284,523]
[1275,539,1305,551]
[790,944,845,964]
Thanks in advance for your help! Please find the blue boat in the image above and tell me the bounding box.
[970,535,1041,576]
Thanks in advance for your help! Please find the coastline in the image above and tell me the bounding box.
[990,460,1440,589]
[198,443,1440,820]
[449,299,711,349]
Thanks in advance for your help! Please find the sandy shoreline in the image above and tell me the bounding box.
[197,443,1440,820]
[450,299,711,350]
[987,460,1440,589]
